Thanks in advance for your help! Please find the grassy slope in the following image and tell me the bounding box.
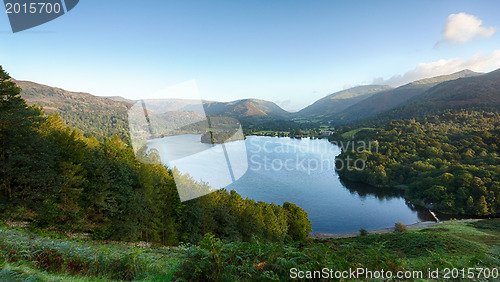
[340,127,374,139]
[1,219,498,281]
[0,227,182,281]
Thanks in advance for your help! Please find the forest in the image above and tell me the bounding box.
[0,66,311,245]
[334,111,500,216]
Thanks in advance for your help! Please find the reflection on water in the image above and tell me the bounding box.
[340,178,435,222]
[226,136,434,233]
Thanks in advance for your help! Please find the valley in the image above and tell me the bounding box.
[2,66,499,281]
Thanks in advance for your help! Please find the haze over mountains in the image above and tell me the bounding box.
[16,68,500,137]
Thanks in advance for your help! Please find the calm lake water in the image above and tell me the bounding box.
[148,135,432,234]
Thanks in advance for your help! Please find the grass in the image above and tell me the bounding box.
[319,125,334,130]
[175,220,499,281]
[0,260,111,282]
[0,227,182,281]
[1,219,499,281]
[340,127,375,139]
[404,220,500,275]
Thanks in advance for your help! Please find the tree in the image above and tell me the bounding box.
[394,222,407,232]
[283,202,312,242]
[359,228,369,236]
[0,66,22,100]
[0,66,57,216]
[474,196,489,216]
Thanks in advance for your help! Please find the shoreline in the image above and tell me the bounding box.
[309,219,479,239]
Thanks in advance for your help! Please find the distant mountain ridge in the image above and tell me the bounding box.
[204,98,291,119]
[103,96,136,105]
[336,70,482,124]
[103,96,291,118]
[296,85,392,118]
[359,68,500,126]
[15,79,293,137]
[13,68,499,135]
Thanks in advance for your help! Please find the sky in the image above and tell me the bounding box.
[1,0,500,112]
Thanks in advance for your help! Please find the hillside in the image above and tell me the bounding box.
[419,68,500,107]
[204,98,291,119]
[365,68,500,125]
[296,85,392,118]
[16,80,131,140]
[103,95,136,105]
[15,79,295,138]
[1,219,499,280]
[336,70,481,124]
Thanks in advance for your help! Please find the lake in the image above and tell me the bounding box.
[148,135,432,234]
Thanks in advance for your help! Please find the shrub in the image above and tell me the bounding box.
[359,228,369,236]
[394,222,407,232]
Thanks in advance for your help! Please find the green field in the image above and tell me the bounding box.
[340,127,375,139]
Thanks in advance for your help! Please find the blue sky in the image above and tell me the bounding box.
[1,1,500,111]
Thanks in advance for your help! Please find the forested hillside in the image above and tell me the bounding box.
[334,111,500,216]
[17,80,131,141]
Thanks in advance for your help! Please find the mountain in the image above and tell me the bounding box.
[16,67,494,137]
[336,70,481,124]
[16,80,131,140]
[296,85,392,118]
[417,69,500,106]
[107,97,291,121]
[203,98,291,119]
[15,79,293,138]
[100,97,291,119]
[103,96,136,105]
[363,68,500,125]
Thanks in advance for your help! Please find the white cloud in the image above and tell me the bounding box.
[435,13,496,47]
[374,50,500,86]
